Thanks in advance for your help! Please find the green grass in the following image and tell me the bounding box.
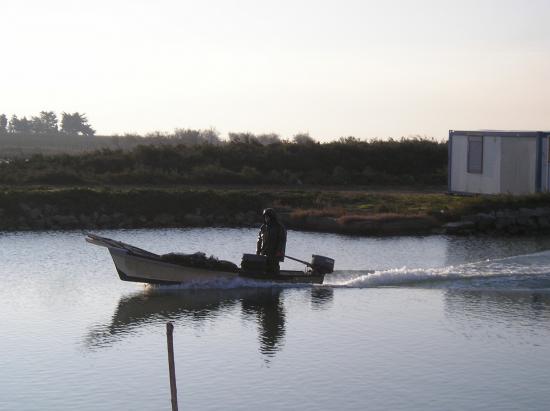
[2,186,549,230]
[286,191,550,221]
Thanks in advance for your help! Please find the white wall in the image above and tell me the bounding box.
[500,137,537,194]
[450,134,501,194]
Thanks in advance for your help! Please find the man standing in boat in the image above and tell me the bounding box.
[256,208,287,275]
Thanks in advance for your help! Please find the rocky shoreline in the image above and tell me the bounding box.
[0,201,432,235]
[2,187,550,236]
[442,207,550,235]
[3,200,550,236]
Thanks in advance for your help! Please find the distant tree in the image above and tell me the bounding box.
[338,136,361,144]
[228,132,259,144]
[0,114,7,134]
[173,128,202,145]
[60,112,95,136]
[256,133,281,145]
[292,133,315,145]
[31,111,58,134]
[7,115,17,133]
[9,115,32,133]
[30,117,43,134]
[200,128,221,145]
[144,130,169,138]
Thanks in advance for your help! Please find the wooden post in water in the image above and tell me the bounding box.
[166,322,179,411]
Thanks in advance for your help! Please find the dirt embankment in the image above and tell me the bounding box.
[2,187,550,236]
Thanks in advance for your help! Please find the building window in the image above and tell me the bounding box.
[467,136,483,174]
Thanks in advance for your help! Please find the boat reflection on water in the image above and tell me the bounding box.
[241,289,286,357]
[85,286,333,358]
[310,287,334,310]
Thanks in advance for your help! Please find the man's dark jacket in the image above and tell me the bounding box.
[256,218,287,261]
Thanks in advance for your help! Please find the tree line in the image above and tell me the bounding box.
[0,136,447,186]
[112,129,316,146]
[0,111,95,136]
[0,110,320,146]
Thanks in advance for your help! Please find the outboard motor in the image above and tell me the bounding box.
[283,253,335,275]
[311,255,335,274]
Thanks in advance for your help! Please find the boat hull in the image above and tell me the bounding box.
[110,248,324,285]
[110,248,240,285]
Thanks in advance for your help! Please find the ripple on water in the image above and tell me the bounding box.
[2,229,550,410]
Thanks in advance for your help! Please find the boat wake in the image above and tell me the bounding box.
[325,250,550,290]
[148,250,550,291]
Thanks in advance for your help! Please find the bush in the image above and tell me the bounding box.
[0,137,448,186]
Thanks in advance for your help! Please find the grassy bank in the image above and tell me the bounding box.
[2,186,550,235]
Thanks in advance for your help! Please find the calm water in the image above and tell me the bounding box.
[2,229,550,411]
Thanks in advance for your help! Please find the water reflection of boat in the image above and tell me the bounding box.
[86,233,327,285]
[86,287,334,357]
[310,287,334,310]
[241,289,286,356]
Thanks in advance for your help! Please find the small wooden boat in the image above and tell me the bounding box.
[86,233,332,285]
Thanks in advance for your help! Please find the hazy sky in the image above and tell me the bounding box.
[2,0,550,140]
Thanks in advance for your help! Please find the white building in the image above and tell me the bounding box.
[448,130,550,195]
